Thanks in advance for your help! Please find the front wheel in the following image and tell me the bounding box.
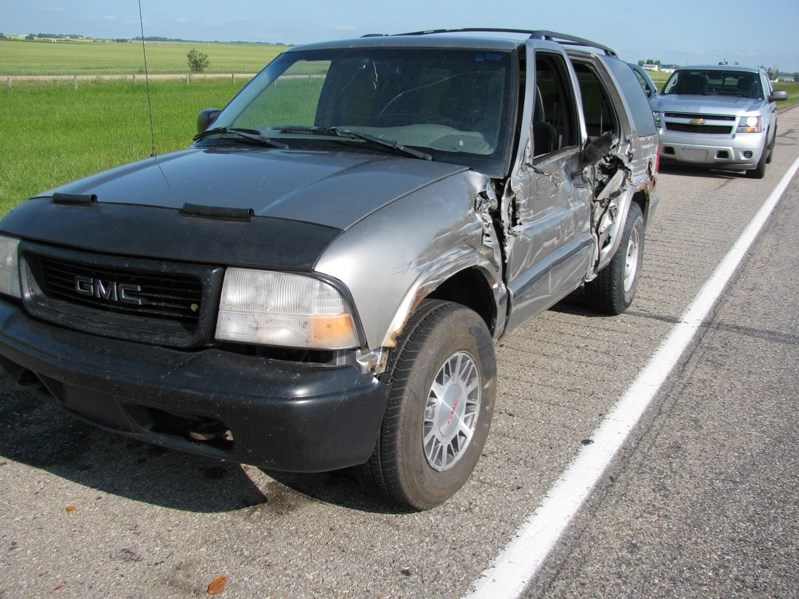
[746,138,768,178]
[358,300,496,510]
[585,202,645,315]
[766,127,776,164]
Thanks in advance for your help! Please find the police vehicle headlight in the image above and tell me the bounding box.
[736,116,762,133]
[0,235,22,299]
[215,268,359,349]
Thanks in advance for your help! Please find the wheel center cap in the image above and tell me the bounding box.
[437,386,465,439]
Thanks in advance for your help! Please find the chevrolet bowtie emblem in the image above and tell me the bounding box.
[690,118,706,126]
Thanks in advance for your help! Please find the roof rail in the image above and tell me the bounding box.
[391,28,617,57]
[529,30,617,56]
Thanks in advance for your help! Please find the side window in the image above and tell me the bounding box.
[573,62,618,139]
[533,53,579,157]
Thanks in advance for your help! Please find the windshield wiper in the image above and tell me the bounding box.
[280,126,432,161]
[194,127,288,149]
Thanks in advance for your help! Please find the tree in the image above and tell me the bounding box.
[187,49,210,73]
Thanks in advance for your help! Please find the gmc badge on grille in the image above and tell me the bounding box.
[74,275,144,305]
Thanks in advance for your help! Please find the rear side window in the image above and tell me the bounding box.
[572,62,618,139]
[603,58,657,137]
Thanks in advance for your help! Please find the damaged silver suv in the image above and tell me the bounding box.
[0,29,659,509]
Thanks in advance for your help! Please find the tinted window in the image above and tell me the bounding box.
[662,69,764,99]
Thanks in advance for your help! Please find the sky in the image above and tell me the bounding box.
[2,0,798,72]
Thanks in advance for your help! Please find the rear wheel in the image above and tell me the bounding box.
[359,300,496,510]
[585,202,645,315]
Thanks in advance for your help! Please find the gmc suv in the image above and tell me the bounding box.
[0,29,660,509]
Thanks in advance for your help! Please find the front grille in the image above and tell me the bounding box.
[664,112,736,121]
[666,123,733,134]
[38,256,202,328]
[20,242,224,348]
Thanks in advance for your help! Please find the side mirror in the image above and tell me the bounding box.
[582,131,617,165]
[769,90,789,102]
[197,108,222,134]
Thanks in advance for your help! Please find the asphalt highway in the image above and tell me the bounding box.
[1,108,798,599]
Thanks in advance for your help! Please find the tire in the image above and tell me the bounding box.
[585,202,645,315]
[766,127,776,164]
[358,300,496,510]
[746,138,768,178]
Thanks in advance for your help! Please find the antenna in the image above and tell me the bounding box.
[137,0,157,157]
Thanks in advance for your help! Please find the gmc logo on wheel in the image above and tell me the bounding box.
[74,275,144,305]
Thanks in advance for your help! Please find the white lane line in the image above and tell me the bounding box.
[465,156,799,599]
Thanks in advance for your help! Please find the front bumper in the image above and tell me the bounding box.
[658,130,766,170]
[0,299,388,472]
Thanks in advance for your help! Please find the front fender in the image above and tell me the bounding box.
[314,172,503,352]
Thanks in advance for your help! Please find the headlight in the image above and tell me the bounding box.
[736,116,762,133]
[215,268,359,349]
[0,235,21,299]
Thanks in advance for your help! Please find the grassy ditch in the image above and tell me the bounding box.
[1,78,247,215]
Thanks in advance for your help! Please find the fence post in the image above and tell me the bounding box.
[73,75,78,90]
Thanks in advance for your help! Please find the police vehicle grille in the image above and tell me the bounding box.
[665,122,733,134]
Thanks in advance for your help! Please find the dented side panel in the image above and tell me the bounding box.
[503,148,595,333]
[569,51,659,274]
[502,43,595,333]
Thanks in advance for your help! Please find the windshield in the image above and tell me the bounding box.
[662,69,764,99]
[209,46,516,176]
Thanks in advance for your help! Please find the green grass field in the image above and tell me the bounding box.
[1,78,248,214]
[0,39,284,75]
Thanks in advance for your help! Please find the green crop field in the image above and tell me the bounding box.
[0,39,285,75]
[1,78,248,214]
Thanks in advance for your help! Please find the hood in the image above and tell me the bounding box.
[46,145,469,230]
[651,93,766,116]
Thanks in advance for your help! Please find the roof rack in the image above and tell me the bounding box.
[384,28,617,57]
